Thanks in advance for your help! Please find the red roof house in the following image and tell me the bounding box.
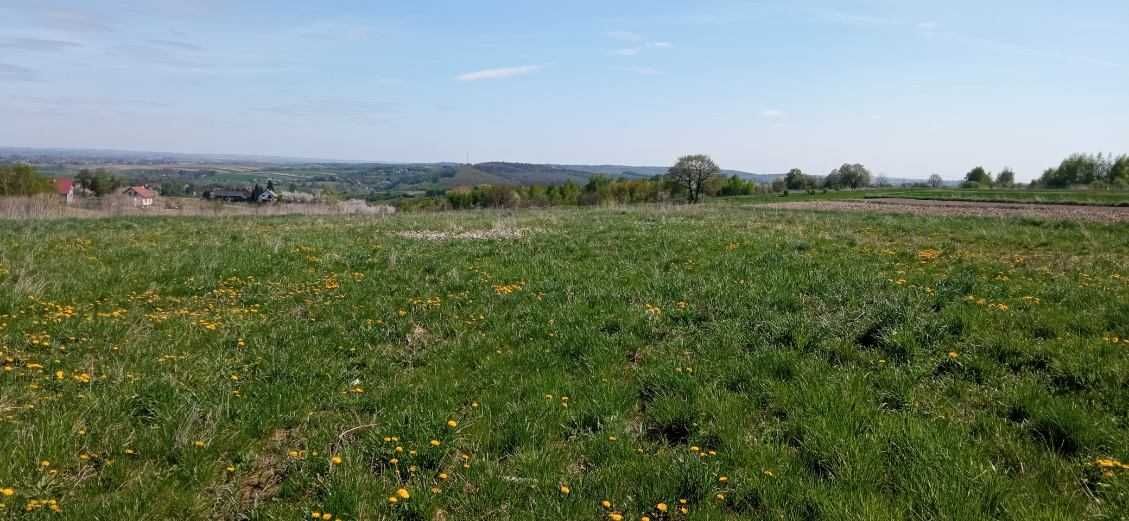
[55,178,75,204]
[123,186,157,207]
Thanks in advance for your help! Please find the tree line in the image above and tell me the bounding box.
[0,164,55,196]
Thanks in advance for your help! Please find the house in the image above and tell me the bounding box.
[123,186,157,207]
[257,189,277,203]
[55,178,75,204]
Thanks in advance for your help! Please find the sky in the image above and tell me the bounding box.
[0,0,1126,180]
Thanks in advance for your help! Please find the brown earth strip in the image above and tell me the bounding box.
[760,198,1129,223]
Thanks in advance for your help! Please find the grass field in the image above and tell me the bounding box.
[866,189,1129,207]
[1,203,1128,520]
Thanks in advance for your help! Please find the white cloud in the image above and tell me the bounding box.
[648,41,673,48]
[761,109,785,118]
[456,65,541,81]
[611,47,641,56]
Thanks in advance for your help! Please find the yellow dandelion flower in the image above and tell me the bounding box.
[559,484,571,495]
[1,487,14,497]
[430,439,441,447]
[396,488,411,500]
[656,502,668,513]
[330,455,343,465]
[600,499,612,509]
[447,419,458,428]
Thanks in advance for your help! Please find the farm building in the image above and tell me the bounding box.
[55,178,75,204]
[123,186,157,207]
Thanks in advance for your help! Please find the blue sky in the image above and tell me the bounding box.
[1,0,1126,180]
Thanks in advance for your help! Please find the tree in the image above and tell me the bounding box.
[784,168,811,190]
[927,174,944,188]
[76,168,123,196]
[1037,153,1110,188]
[824,163,871,189]
[0,164,54,196]
[666,154,720,203]
[964,166,993,187]
[266,180,276,192]
[995,168,1015,188]
[1110,155,1129,187]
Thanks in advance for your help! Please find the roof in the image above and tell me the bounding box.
[55,178,74,194]
[126,186,157,198]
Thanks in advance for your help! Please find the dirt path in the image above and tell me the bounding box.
[760,198,1129,223]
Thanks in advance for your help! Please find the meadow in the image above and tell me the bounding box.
[1,202,1127,520]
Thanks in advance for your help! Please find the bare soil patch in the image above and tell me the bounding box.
[761,198,1129,223]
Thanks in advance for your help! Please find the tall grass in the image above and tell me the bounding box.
[0,204,1126,519]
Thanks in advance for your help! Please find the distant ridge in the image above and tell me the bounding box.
[0,146,941,185]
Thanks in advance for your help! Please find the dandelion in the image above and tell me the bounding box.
[559,484,571,495]
[601,499,612,509]
[718,475,729,483]
[917,249,941,262]
[1,487,14,497]
[609,513,624,521]
[193,440,205,448]
[438,472,449,480]
[430,439,441,447]
[656,502,668,513]
[396,488,411,500]
[330,455,343,465]
[387,496,398,505]
[948,351,959,360]
[447,419,458,428]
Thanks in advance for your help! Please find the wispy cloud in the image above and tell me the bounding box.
[296,20,372,42]
[761,109,785,118]
[605,32,672,57]
[255,96,395,122]
[0,37,82,52]
[0,63,38,82]
[35,7,115,33]
[606,31,643,42]
[456,65,541,82]
[808,7,898,26]
[146,38,203,52]
[614,66,660,76]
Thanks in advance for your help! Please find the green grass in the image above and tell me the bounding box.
[1,203,1128,520]
[866,188,1129,206]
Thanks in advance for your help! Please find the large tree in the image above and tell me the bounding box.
[0,164,54,196]
[825,163,871,189]
[995,168,1016,187]
[964,166,993,187]
[784,168,811,190]
[667,154,720,203]
[927,174,944,188]
[1110,155,1129,187]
